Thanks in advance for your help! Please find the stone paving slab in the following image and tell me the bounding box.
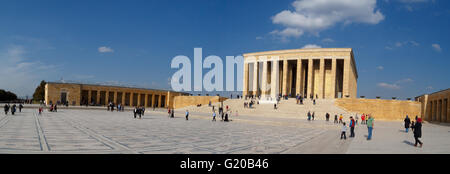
[0,109,449,154]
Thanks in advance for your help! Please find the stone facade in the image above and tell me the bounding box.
[172,96,227,109]
[242,48,357,99]
[45,82,188,108]
[335,98,421,121]
[416,88,450,123]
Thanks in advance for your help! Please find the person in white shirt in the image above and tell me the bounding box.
[341,122,347,140]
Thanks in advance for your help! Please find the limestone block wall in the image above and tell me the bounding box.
[45,83,81,105]
[335,98,421,121]
[173,96,227,109]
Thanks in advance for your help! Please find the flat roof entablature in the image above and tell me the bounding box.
[243,48,353,58]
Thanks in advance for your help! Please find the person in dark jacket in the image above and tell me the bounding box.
[11,104,16,115]
[4,104,9,115]
[412,118,423,147]
[404,115,411,133]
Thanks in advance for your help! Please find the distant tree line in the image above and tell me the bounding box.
[0,89,18,101]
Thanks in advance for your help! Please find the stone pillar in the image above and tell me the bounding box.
[271,60,279,99]
[262,60,268,99]
[253,62,258,96]
[158,94,162,107]
[319,58,325,99]
[113,92,118,104]
[343,59,350,98]
[130,93,134,106]
[307,59,313,98]
[87,90,91,105]
[144,94,149,107]
[443,99,447,123]
[282,59,288,96]
[151,94,155,108]
[137,93,142,106]
[331,59,337,99]
[105,91,109,104]
[243,62,249,97]
[296,58,302,96]
[438,99,442,122]
[121,92,126,106]
[96,91,101,105]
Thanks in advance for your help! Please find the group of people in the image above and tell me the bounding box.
[107,102,125,112]
[243,100,255,108]
[166,108,190,120]
[4,103,23,115]
[404,115,423,147]
[338,114,374,140]
[133,106,146,119]
[48,104,57,112]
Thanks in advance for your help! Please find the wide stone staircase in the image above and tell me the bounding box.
[179,98,356,120]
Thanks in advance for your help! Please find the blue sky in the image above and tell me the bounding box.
[0,0,449,99]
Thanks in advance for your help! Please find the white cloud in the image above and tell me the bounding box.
[377,83,401,89]
[386,41,419,49]
[271,0,384,39]
[376,66,384,70]
[377,78,414,90]
[432,43,441,52]
[0,45,58,97]
[256,36,263,40]
[302,44,322,49]
[98,46,114,53]
[322,38,335,43]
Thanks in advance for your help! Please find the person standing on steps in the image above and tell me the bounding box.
[404,115,411,133]
[412,118,423,147]
[341,122,347,140]
[367,115,374,140]
[349,117,356,137]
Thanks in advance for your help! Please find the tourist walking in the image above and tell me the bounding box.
[334,115,338,123]
[212,112,216,121]
[133,107,138,118]
[361,114,366,124]
[341,122,347,140]
[19,104,23,112]
[224,111,229,122]
[4,104,9,115]
[185,110,189,120]
[355,114,359,124]
[325,113,330,121]
[307,111,311,121]
[404,115,411,133]
[339,114,343,124]
[38,107,43,115]
[349,117,356,137]
[411,121,415,132]
[412,118,423,147]
[312,112,315,121]
[367,115,374,140]
[11,104,16,115]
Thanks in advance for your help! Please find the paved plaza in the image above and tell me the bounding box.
[0,108,449,154]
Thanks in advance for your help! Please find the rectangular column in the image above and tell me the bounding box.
[158,95,162,107]
[87,90,91,105]
[307,59,313,98]
[319,58,325,99]
[282,59,288,96]
[331,59,337,99]
[105,91,109,104]
[137,93,141,106]
[253,62,258,96]
[113,92,118,104]
[144,94,149,107]
[343,59,350,98]
[261,60,268,98]
[271,60,279,99]
[121,92,126,106]
[243,62,249,97]
[96,91,101,105]
[151,94,155,107]
[296,58,302,96]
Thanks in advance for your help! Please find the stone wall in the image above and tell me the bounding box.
[335,98,421,121]
[173,96,227,109]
